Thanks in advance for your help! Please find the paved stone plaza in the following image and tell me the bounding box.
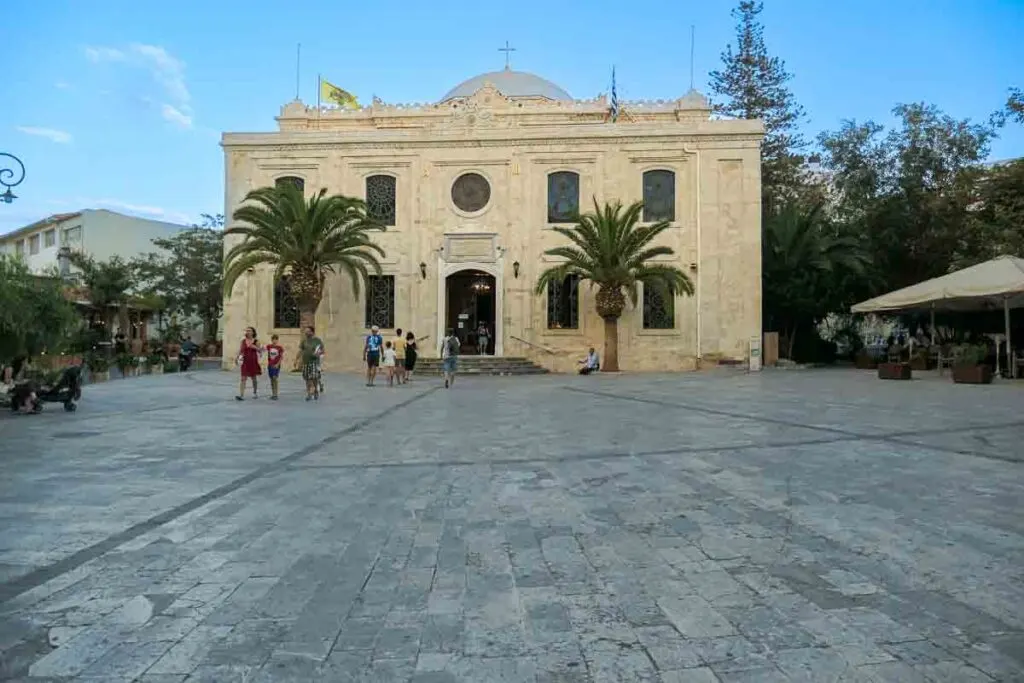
[0,369,1022,682]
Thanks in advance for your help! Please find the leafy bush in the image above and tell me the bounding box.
[0,255,79,360]
[86,354,109,373]
[163,361,178,373]
[955,343,988,366]
[146,351,165,366]
[114,353,139,375]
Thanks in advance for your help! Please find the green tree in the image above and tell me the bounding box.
[819,103,995,292]
[133,213,224,340]
[709,0,806,210]
[0,255,79,362]
[967,159,1024,261]
[535,200,694,372]
[762,202,872,358]
[67,253,137,339]
[223,185,386,329]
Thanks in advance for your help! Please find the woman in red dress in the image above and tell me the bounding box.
[236,326,262,400]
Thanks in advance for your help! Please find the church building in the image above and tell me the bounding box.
[221,64,763,372]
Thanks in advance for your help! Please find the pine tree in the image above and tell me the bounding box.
[709,1,805,211]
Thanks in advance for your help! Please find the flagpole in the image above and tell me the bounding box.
[295,43,301,100]
[316,73,321,130]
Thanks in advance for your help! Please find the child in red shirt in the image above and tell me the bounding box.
[265,334,284,400]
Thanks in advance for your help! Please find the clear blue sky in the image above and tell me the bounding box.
[2,0,1022,235]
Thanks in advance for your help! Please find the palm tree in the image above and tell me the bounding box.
[762,201,872,358]
[535,199,694,372]
[223,184,386,330]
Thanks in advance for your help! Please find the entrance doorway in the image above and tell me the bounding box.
[445,269,496,355]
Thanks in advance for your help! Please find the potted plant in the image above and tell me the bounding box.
[147,351,165,374]
[951,344,993,384]
[114,352,139,379]
[86,354,110,383]
[163,360,178,374]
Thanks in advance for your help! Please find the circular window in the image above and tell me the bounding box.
[451,172,491,214]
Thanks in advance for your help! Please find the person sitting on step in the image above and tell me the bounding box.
[578,347,600,375]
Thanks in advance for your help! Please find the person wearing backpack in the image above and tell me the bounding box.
[441,328,460,389]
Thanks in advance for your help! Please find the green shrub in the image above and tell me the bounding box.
[86,354,109,372]
[163,361,178,373]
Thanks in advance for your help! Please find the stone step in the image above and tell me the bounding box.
[412,356,550,376]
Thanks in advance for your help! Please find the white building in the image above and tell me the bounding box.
[0,209,201,345]
[0,209,189,274]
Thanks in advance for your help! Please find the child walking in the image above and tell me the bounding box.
[265,334,284,400]
[382,340,397,386]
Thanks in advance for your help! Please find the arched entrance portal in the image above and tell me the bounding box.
[444,270,496,355]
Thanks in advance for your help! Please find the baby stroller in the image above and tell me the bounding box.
[5,365,84,413]
[38,365,84,412]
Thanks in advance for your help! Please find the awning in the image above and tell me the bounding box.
[851,255,1024,313]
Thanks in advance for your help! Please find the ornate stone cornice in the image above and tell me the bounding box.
[223,134,763,153]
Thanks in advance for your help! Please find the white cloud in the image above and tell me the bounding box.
[16,126,72,144]
[55,81,71,90]
[88,199,193,225]
[84,46,126,62]
[84,43,193,129]
[161,103,192,129]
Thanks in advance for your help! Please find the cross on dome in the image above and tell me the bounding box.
[498,41,516,70]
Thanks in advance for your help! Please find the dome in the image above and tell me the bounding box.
[440,68,572,102]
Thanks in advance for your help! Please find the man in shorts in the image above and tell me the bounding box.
[364,325,384,387]
[441,328,460,389]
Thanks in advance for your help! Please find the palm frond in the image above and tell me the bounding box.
[224,183,387,300]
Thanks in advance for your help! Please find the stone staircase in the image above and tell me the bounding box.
[413,356,550,376]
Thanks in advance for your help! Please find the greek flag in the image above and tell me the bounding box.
[610,66,619,122]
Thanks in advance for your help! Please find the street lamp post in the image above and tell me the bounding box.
[0,153,26,204]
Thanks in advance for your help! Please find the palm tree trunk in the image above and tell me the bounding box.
[298,301,318,332]
[603,316,620,372]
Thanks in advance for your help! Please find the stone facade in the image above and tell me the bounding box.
[221,71,764,372]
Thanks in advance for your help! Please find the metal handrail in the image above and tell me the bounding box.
[510,334,557,354]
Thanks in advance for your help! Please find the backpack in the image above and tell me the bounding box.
[444,336,460,357]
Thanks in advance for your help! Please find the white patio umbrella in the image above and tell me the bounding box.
[851,255,1024,376]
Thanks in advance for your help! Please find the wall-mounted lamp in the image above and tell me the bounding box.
[512,261,520,279]
[689,262,698,272]
[419,261,427,279]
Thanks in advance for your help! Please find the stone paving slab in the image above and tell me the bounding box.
[0,369,1022,681]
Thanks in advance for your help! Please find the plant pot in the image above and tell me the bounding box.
[952,364,993,384]
[150,364,164,375]
[205,343,217,357]
[90,370,110,383]
[878,362,912,380]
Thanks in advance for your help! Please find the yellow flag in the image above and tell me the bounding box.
[320,79,359,109]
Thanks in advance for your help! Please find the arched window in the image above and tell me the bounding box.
[547,171,580,223]
[642,170,675,222]
[274,276,300,329]
[275,176,305,192]
[365,175,397,226]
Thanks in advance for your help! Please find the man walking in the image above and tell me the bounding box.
[393,328,407,385]
[441,328,460,389]
[364,325,384,387]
